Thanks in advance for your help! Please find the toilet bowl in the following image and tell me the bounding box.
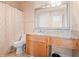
[13,33,26,55]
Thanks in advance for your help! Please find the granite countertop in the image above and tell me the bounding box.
[27,32,71,39]
[27,31,79,40]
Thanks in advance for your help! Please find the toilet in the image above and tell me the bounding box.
[13,33,26,55]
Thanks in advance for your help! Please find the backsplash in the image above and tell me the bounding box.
[34,28,79,39]
[34,28,71,39]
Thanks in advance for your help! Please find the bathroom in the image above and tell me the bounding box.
[0,1,79,57]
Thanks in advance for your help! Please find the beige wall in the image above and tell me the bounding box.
[70,1,79,39]
[23,2,34,33]
[70,1,79,31]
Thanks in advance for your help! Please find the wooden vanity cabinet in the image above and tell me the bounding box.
[26,34,49,57]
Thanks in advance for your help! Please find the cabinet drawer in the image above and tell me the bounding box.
[51,37,63,47]
[62,40,76,49]
[26,34,49,43]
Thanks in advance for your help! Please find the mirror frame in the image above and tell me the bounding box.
[34,2,70,31]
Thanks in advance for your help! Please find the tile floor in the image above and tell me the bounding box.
[5,51,30,57]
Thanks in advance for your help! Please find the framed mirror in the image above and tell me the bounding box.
[34,2,70,30]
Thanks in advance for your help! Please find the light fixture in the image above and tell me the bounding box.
[50,0,62,6]
[41,1,62,8]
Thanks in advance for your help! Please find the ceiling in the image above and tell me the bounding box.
[3,1,32,11]
[3,1,49,11]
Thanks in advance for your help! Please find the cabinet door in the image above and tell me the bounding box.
[26,40,48,57]
[32,41,48,57]
[26,40,33,55]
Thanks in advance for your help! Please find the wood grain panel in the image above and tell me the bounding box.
[26,34,49,57]
[26,34,49,44]
[51,37,79,49]
[51,37,63,47]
